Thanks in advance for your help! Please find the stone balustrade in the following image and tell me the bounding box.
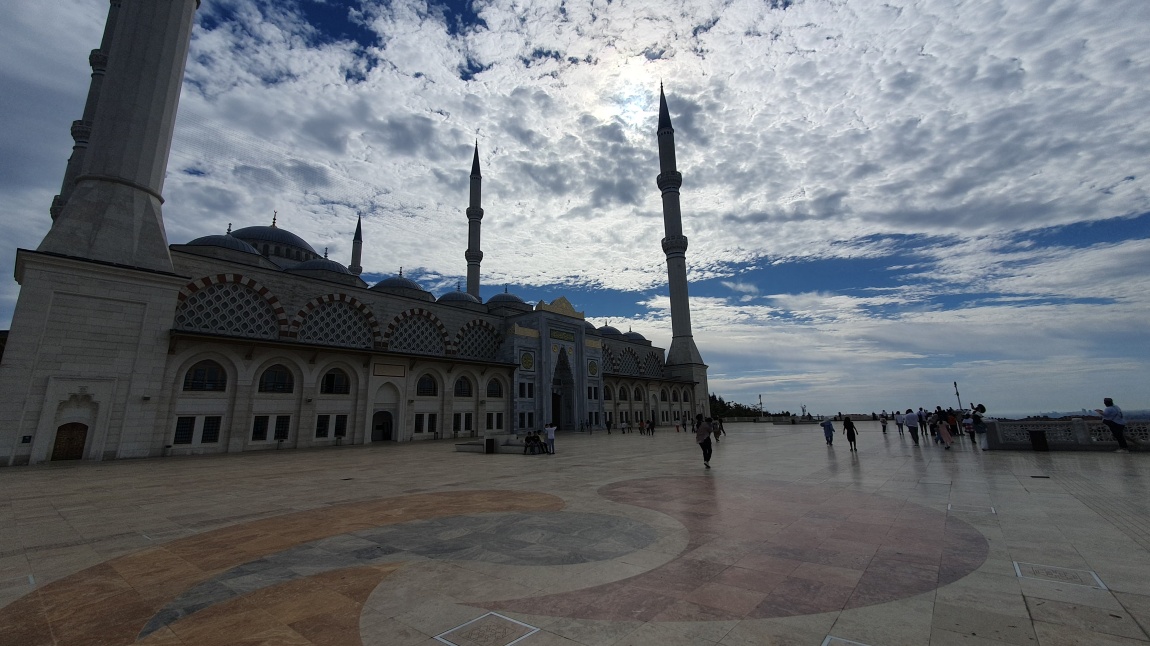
[988,418,1149,451]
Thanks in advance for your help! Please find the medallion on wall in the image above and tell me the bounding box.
[520,352,535,371]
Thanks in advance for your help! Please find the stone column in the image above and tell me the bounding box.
[38,0,200,273]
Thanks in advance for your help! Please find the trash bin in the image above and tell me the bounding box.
[1028,430,1049,451]
[484,438,496,454]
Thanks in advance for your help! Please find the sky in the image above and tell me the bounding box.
[1,0,1148,418]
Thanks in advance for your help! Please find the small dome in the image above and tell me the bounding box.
[288,258,350,274]
[624,330,647,342]
[231,225,318,254]
[372,275,424,291]
[186,234,259,254]
[438,290,482,304]
[487,290,526,305]
[583,321,601,335]
[598,325,624,337]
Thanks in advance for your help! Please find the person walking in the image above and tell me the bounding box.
[821,419,835,445]
[1096,398,1130,452]
[880,411,888,434]
[935,413,953,450]
[904,409,920,446]
[842,416,859,451]
[895,411,905,436]
[543,421,557,454]
[695,414,714,468]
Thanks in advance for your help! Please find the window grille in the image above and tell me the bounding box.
[298,301,373,349]
[175,283,278,339]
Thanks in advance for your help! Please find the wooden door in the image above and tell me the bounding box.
[51,423,88,460]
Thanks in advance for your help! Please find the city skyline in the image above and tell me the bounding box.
[1,0,1147,417]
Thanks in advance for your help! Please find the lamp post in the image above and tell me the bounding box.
[758,394,763,421]
[954,382,963,411]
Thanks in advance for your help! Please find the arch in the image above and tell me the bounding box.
[643,352,663,377]
[618,386,628,401]
[183,360,227,391]
[633,387,643,400]
[602,347,616,373]
[660,388,669,402]
[672,389,680,402]
[258,364,294,393]
[385,309,448,356]
[456,320,501,359]
[175,274,287,339]
[416,374,439,397]
[320,368,351,395]
[454,376,473,398]
[290,294,381,349]
[51,422,89,461]
[486,378,504,398]
[604,385,613,401]
[618,348,640,376]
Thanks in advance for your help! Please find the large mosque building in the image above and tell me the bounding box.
[0,0,709,466]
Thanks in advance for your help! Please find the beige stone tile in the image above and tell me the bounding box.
[830,591,934,646]
[1032,620,1150,645]
[1019,577,1124,610]
[930,626,1035,645]
[932,602,1038,645]
[1025,596,1148,641]
[719,614,838,645]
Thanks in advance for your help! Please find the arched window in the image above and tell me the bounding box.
[454,377,473,397]
[660,389,668,402]
[183,360,227,391]
[619,388,628,401]
[672,390,679,402]
[486,380,503,398]
[259,365,293,393]
[417,375,438,396]
[683,390,691,402]
[320,368,350,394]
[604,386,613,401]
[634,387,643,400]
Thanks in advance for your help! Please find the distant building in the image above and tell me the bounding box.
[0,1,708,465]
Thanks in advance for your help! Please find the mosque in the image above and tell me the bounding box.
[0,0,709,466]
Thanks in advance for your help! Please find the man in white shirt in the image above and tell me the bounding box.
[544,422,557,454]
[1096,398,1130,452]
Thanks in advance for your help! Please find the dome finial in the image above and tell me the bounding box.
[399,266,403,277]
[226,222,232,234]
[271,210,277,228]
[324,247,328,259]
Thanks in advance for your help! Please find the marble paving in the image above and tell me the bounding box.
[1,420,1149,645]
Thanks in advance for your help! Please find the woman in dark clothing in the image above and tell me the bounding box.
[842,416,859,451]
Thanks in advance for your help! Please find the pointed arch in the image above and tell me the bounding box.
[175,274,287,339]
[456,320,501,360]
[384,309,448,355]
[619,348,640,376]
[289,294,380,349]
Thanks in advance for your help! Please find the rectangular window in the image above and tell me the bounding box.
[415,414,425,433]
[174,417,195,445]
[518,412,526,428]
[588,412,594,426]
[334,415,348,437]
[487,412,503,430]
[486,412,493,430]
[594,412,600,425]
[315,415,330,438]
[527,412,534,428]
[427,414,437,434]
[274,415,290,440]
[202,416,222,443]
[453,413,462,433]
[252,416,269,441]
[464,413,473,432]
[587,386,593,399]
[519,382,535,399]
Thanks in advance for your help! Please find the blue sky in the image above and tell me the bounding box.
[1,0,1148,417]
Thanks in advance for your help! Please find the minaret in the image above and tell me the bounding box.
[465,142,484,299]
[50,0,123,221]
[657,86,704,366]
[349,215,363,275]
[36,0,201,273]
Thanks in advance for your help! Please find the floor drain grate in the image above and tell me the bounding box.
[1014,562,1107,589]
[435,612,539,646]
[948,504,996,514]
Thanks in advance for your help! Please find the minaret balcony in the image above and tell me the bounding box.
[465,249,484,263]
[70,120,92,143]
[466,206,484,220]
[657,172,682,191]
[89,49,108,72]
[661,235,688,255]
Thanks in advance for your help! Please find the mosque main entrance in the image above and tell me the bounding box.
[371,412,394,442]
[51,423,88,460]
[552,348,575,430]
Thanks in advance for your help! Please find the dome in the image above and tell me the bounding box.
[598,325,623,337]
[185,234,259,254]
[583,321,601,335]
[372,275,425,291]
[624,330,647,342]
[438,290,482,304]
[288,258,350,274]
[487,290,526,305]
[231,225,318,254]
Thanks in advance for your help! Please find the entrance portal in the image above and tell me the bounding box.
[51,423,88,460]
[371,411,394,442]
[552,347,576,430]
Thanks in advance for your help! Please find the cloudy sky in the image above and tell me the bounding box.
[2,0,1147,417]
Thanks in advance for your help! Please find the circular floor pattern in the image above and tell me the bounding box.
[481,476,989,622]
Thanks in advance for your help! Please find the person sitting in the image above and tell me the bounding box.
[523,432,542,455]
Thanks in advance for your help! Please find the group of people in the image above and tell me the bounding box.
[605,419,656,434]
[522,422,557,455]
[820,405,991,451]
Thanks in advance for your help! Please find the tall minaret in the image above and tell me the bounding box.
[37,0,201,273]
[50,0,122,221]
[349,215,363,275]
[656,87,709,414]
[465,142,484,299]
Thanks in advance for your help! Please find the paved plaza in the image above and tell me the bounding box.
[1,420,1149,646]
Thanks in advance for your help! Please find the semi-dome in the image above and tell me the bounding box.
[288,257,350,274]
[372,275,425,291]
[598,325,624,337]
[438,290,482,304]
[487,289,526,305]
[230,225,318,254]
[185,234,259,254]
[623,330,647,342]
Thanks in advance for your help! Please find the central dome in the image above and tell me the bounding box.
[230,225,317,254]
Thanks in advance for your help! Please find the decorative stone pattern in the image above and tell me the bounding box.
[1090,419,1150,444]
[643,352,663,377]
[602,346,616,373]
[457,320,500,360]
[296,300,374,349]
[386,309,448,355]
[618,348,640,376]
[174,279,282,339]
[999,421,1075,443]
